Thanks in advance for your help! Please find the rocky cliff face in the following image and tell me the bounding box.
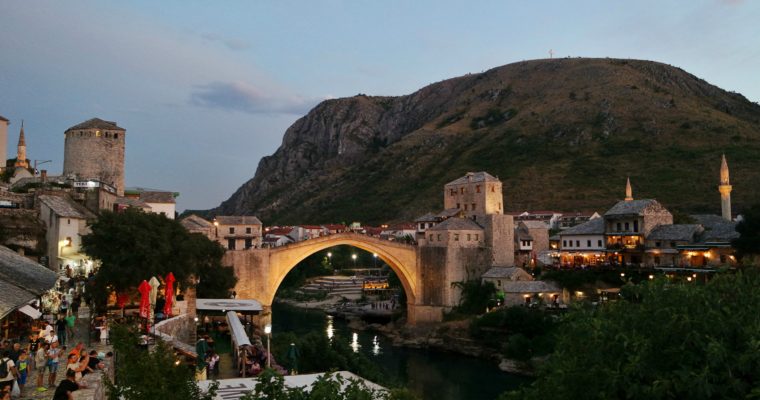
[209,58,760,224]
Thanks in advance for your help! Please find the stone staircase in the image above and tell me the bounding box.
[301,276,363,296]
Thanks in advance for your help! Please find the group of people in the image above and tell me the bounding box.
[1,335,108,399]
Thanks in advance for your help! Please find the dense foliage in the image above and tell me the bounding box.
[82,208,236,308]
[449,280,497,316]
[733,204,760,261]
[503,270,760,399]
[240,369,417,400]
[470,306,558,361]
[106,324,217,400]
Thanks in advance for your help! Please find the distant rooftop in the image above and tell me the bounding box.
[180,214,213,230]
[38,194,95,219]
[139,191,176,204]
[427,217,483,231]
[604,199,669,217]
[445,171,500,186]
[65,118,125,132]
[215,215,263,225]
[560,217,605,236]
[647,224,702,241]
[0,245,58,319]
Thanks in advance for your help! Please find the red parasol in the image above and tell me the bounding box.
[138,280,151,319]
[164,272,175,317]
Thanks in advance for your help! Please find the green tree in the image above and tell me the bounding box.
[450,280,496,315]
[82,208,236,306]
[502,270,760,400]
[733,204,760,261]
[105,323,217,400]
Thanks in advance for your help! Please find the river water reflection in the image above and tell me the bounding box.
[272,302,530,400]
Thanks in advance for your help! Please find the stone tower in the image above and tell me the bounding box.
[625,177,633,201]
[718,154,732,221]
[443,171,503,219]
[63,118,126,196]
[0,115,8,165]
[14,121,28,168]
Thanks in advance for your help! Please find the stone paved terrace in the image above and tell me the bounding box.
[18,305,113,400]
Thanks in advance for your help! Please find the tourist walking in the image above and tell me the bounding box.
[55,315,68,346]
[34,343,48,392]
[52,369,84,400]
[0,350,18,395]
[16,349,28,396]
[47,342,61,387]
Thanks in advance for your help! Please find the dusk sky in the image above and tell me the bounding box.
[1,0,758,211]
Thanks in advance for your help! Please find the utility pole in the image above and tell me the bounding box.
[549,49,554,59]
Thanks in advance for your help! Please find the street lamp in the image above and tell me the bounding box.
[352,254,357,268]
[213,220,219,239]
[373,253,378,268]
[264,324,272,369]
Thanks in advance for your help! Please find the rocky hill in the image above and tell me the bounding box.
[206,58,760,224]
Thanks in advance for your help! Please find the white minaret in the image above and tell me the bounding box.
[625,177,633,201]
[718,154,732,221]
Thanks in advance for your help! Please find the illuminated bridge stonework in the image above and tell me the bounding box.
[223,232,448,325]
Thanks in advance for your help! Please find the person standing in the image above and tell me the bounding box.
[47,342,61,388]
[0,350,18,394]
[16,349,28,396]
[34,343,48,392]
[52,369,83,400]
[55,315,67,347]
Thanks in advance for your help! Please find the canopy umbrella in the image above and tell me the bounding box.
[149,276,160,326]
[138,280,151,319]
[164,272,175,317]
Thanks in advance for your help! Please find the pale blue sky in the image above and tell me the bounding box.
[1,0,758,211]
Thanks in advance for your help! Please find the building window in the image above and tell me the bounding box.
[437,234,442,241]
[476,185,481,193]
[227,239,236,250]
[633,220,639,232]
[467,234,471,241]
[245,238,253,249]
[497,280,501,287]
[67,219,71,225]
[576,240,580,247]
[114,134,118,139]
[587,240,591,247]
[246,227,252,234]
[624,222,630,231]
[429,234,433,241]
[655,242,661,247]
[491,185,495,192]
[498,202,501,210]
[597,239,602,247]
[474,234,479,241]
[471,203,476,211]
[563,240,567,247]
[454,234,459,241]
[456,203,460,209]
[229,227,235,234]
[464,204,468,211]
[616,222,622,231]
[450,189,455,196]
[460,187,465,194]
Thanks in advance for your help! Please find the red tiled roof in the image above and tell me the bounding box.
[267,227,293,236]
[323,224,346,230]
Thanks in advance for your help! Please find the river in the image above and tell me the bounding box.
[272,302,530,400]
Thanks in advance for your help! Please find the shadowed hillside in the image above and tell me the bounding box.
[201,58,760,224]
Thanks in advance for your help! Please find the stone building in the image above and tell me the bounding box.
[213,216,263,250]
[603,180,673,265]
[37,194,96,274]
[63,118,126,196]
[179,214,215,240]
[514,220,550,267]
[558,217,606,267]
[443,171,503,220]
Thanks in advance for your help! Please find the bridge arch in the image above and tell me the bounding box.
[224,233,425,324]
[266,233,418,307]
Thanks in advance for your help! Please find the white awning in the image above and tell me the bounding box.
[226,311,251,348]
[19,304,42,319]
[196,299,263,313]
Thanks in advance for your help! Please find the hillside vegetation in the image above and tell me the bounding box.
[205,58,760,224]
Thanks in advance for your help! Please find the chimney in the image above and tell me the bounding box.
[40,169,47,182]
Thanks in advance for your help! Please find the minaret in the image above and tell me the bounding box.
[624,177,633,201]
[718,154,732,221]
[14,120,28,168]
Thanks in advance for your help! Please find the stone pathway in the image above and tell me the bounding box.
[16,306,112,400]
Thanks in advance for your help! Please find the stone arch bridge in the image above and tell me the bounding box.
[222,232,449,325]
